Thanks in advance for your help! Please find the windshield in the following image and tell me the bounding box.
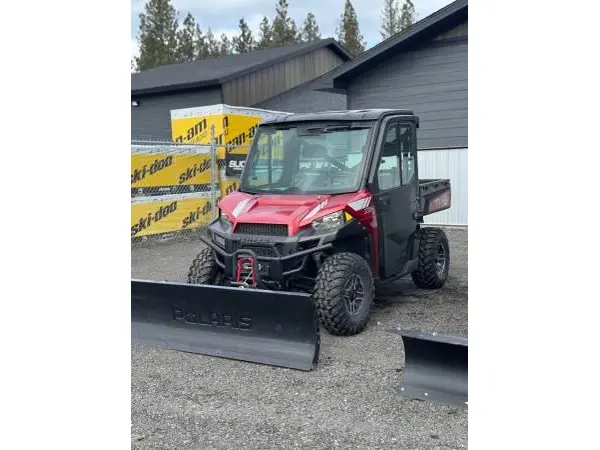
[239,122,374,195]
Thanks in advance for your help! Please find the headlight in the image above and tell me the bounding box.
[219,210,231,229]
[311,211,345,231]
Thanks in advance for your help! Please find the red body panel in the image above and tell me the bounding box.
[219,190,381,276]
[347,198,380,277]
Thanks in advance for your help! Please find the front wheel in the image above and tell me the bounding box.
[411,227,450,289]
[312,252,375,336]
[187,247,224,285]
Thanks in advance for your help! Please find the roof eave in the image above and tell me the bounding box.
[320,0,468,85]
[327,41,353,61]
[131,79,221,97]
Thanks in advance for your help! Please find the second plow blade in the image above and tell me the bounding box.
[132,280,320,371]
[392,328,468,408]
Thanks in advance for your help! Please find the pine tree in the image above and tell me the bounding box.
[135,0,179,71]
[232,18,256,53]
[271,0,299,46]
[195,24,210,59]
[257,16,274,48]
[176,13,197,62]
[219,33,233,56]
[399,0,416,32]
[301,13,321,42]
[380,0,401,40]
[338,0,366,57]
[205,28,221,57]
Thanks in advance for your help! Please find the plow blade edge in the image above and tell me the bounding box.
[132,280,320,371]
[392,328,468,408]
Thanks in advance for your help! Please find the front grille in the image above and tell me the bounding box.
[231,242,280,257]
[235,223,288,236]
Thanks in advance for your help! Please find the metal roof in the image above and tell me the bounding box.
[132,38,352,96]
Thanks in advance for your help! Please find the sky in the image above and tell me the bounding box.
[131,0,455,61]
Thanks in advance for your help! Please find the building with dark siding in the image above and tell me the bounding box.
[131,39,351,140]
[316,0,468,225]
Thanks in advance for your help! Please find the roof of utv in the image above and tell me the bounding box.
[261,109,415,125]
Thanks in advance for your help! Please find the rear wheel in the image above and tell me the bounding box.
[313,252,375,336]
[411,227,450,289]
[187,247,224,285]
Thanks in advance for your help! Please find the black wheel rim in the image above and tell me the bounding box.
[344,274,365,316]
[436,243,447,276]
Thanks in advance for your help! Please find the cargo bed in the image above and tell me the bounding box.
[418,178,451,218]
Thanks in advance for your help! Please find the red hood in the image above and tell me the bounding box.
[219,190,372,236]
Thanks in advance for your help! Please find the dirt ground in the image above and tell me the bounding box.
[131,226,468,449]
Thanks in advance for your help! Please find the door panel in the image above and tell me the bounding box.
[372,120,418,279]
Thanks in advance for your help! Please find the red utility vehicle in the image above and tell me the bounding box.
[190,109,452,336]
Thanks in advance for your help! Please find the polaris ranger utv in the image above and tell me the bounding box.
[190,109,452,336]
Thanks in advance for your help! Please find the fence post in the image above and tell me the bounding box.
[210,125,218,220]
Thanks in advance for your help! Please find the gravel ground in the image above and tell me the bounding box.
[131,227,468,449]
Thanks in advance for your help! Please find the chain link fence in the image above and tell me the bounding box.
[131,125,250,246]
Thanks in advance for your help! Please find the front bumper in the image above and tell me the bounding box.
[200,221,333,282]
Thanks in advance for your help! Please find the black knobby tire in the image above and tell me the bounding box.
[187,247,223,285]
[411,227,450,289]
[313,252,375,336]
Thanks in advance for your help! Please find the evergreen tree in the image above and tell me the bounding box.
[338,0,366,57]
[257,16,274,48]
[135,0,179,71]
[380,0,401,40]
[301,12,321,42]
[271,0,299,46]
[232,18,256,53]
[399,0,416,32]
[219,33,233,56]
[176,13,197,62]
[195,24,210,59]
[205,28,221,57]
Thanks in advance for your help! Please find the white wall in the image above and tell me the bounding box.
[418,148,468,226]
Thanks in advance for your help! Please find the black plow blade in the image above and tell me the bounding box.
[391,328,468,408]
[132,280,320,371]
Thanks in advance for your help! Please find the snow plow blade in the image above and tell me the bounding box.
[131,280,320,371]
[392,328,468,408]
